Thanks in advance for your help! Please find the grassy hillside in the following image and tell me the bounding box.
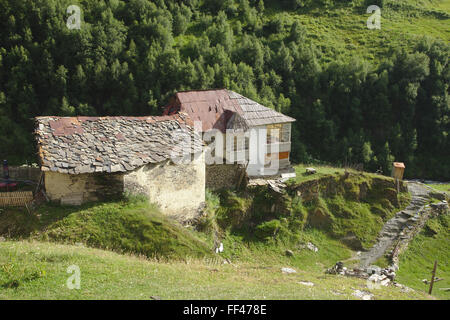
[1,165,446,299]
[258,0,449,64]
[0,240,432,300]
[426,183,450,195]
[0,198,212,260]
[205,167,410,254]
[396,213,450,299]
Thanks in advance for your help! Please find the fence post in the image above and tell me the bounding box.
[428,260,438,295]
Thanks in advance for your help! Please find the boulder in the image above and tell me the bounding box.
[306,242,319,252]
[365,265,382,276]
[281,267,297,274]
[285,249,294,257]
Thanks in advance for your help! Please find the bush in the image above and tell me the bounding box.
[255,219,282,240]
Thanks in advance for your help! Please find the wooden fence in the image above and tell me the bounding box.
[0,191,34,207]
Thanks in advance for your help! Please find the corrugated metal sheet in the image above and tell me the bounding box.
[163,89,295,132]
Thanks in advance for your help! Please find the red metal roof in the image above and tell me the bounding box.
[163,89,295,132]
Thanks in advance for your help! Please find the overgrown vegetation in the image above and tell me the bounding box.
[396,213,450,299]
[0,0,448,179]
[204,170,410,251]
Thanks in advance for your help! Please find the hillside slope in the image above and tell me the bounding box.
[0,240,432,299]
[260,0,449,64]
[396,210,450,299]
[0,199,213,260]
[0,165,447,299]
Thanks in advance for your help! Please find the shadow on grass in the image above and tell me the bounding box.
[0,201,109,239]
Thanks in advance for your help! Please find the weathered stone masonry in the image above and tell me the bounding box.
[36,114,205,222]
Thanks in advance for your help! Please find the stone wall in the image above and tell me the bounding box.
[123,152,205,222]
[45,153,206,221]
[206,164,243,190]
[44,171,124,205]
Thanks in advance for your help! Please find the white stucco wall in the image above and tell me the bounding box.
[123,151,206,221]
[44,152,206,221]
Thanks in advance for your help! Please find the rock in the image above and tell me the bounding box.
[380,279,390,286]
[281,267,297,274]
[306,242,319,252]
[150,296,162,300]
[429,192,447,201]
[352,289,373,300]
[331,290,343,296]
[326,262,345,275]
[366,265,382,276]
[285,249,294,257]
[215,243,224,253]
[305,168,317,175]
[368,274,382,282]
[298,281,314,287]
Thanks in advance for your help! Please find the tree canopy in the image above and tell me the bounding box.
[0,0,448,179]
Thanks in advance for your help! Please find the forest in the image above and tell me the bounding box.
[0,0,448,179]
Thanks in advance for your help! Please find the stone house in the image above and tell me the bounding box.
[34,89,296,220]
[35,113,205,221]
[163,89,296,178]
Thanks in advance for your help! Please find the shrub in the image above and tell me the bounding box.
[255,219,282,240]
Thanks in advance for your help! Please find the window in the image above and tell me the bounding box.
[267,124,282,144]
[233,135,245,151]
[266,123,292,143]
[281,123,291,142]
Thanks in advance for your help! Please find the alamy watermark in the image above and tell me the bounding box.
[169,121,282,176]
[66,5,81,30]
[66,265,81,290]
[367,5,381,30]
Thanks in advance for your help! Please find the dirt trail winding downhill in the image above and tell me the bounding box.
[359,182,432,268]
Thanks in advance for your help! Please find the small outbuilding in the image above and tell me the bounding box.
[391,162,405,180]
[35,113,205,222]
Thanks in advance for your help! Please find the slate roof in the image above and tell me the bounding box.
[35,113,202,175]
[163,89,295,132]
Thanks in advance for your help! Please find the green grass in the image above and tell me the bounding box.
[291,164,354,183]
[290,163,387,184]
[0,162,444,299]
[396,214,450,299]
[286,167,411,249]
[1,198,213,260]
[426,183,450,195]
[0,240,432,300]
[259,0,450,64]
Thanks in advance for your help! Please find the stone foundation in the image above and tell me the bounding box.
[205,164,244,190]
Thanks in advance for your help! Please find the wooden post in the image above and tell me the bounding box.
[428,260,438,295]
[396,178,400,194]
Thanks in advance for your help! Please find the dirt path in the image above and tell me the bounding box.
[359,181,432,268]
